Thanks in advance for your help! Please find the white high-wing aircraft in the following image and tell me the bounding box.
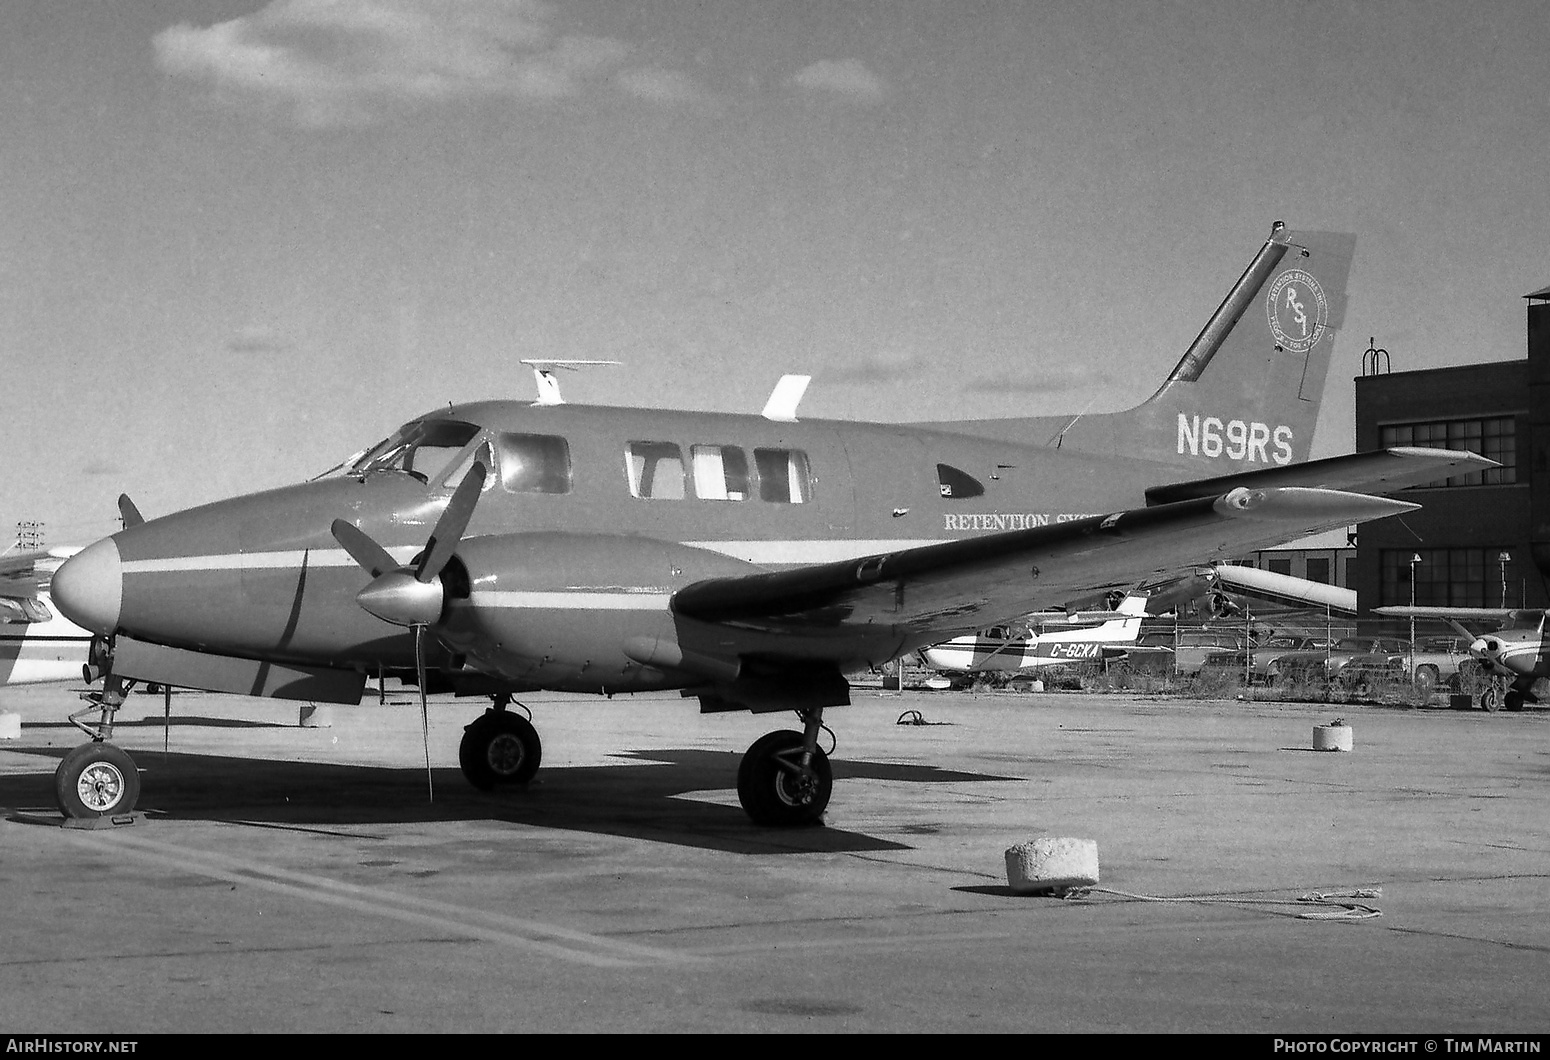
[918,593,1150,677]
[0,547,92,687]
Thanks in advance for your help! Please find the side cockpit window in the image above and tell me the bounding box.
[754,448,812,504]
[627,442,686,499]
[350,420,482,484]
[497,433,572,494]
[936,463,985,499]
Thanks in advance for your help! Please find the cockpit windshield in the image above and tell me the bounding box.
[346,419,484,483]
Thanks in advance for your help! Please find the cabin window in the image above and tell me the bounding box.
[497,433,572,494]
[691,445,751,501]
[754,448,812,504]
[626,441,686,499]
[936,463,985,499]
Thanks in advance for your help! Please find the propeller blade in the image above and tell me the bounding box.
[331,519,398,578]
[414,624,433,803]
[118,494,144,529]
[415,462,487,583]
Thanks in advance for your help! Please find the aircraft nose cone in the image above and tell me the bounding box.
[1469,637,1492,659]
[51,537,122,635]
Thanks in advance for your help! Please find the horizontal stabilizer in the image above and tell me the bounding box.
[1145,447,1497,506]
[1212,563,1356,613]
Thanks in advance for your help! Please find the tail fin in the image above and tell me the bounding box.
[1056,223,1355,469]
[925,223,1356,472]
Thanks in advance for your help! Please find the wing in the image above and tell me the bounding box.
[1374,605,1545,635]
[1143,447,1496,505]
[0,546,81,600]
[674,487,1415,641]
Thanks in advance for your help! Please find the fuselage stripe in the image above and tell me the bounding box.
[461,592,672,611]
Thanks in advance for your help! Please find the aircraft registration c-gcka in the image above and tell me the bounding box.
[49,222,1495,826]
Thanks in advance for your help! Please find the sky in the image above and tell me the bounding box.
[3,0,1548,547]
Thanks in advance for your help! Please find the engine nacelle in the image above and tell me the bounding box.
[437,532,759,693]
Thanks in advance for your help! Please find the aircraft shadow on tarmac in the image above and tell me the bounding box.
[1,745,1014,856]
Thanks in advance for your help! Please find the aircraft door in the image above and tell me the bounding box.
[838,429,934,540]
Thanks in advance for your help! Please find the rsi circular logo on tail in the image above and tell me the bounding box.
[1266,269,1328,353]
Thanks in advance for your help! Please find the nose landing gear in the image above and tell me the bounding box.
[56,674,142,820]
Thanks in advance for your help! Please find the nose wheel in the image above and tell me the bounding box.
[55,742,140,819]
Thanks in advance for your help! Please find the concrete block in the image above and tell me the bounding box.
[1005,837,1100,894]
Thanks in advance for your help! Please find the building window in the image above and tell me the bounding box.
[1266,557,1292,576]
[1380,548,1508,608]
[1379,417,1517,486]
[1306,557,1330,584]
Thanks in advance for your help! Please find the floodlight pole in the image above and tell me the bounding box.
[1498,551,1510,609]
[1409,553,1422,682]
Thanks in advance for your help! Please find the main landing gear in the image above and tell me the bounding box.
[737,707,833,827]
[459,693,542,790]
[55,675,141,819]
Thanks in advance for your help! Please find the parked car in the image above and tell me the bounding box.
[1124,628,1247,675]
[1264,638,1406,688]
[1201,635,1324,684]
[1335,637,1474,694]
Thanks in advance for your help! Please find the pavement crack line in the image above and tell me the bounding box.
[50,826,703,969]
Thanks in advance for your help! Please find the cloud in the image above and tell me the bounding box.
[81,458,122,478]
[825,351,1113,394]
[154,0,699,126]
[965,363,1116,395]
[788,59,886,104]
[224,326,294,356]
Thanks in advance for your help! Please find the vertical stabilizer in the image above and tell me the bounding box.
[1053,224,1355,470]
[921,224,1356,473]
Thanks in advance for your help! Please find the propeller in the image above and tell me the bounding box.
[330,462,488,800]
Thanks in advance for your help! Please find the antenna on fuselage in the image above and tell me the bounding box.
[520,360,621,406]
[762,374,811,422]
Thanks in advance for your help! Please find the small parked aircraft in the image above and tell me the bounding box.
[918,592,1150,678]
[50,222,1492,825]
[0,547,91,687]
[1375,605,1546,711]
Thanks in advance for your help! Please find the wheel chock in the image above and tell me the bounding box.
[61,812,145,830]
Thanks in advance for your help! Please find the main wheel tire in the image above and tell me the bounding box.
[459,711,542,790]
[737,730,831,827]
[1505,690,1526,713]
[55,743,140,819]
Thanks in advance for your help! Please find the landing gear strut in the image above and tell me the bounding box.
[459,694,542,790]
[737,707,833,827]
[55,675,141,819]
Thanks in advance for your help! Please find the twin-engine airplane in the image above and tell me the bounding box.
[50,222,1495,825]
[1375,605,1546,711]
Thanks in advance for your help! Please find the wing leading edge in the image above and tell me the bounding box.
[673,486,1417,639]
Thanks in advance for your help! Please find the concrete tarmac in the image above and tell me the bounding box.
[0,683,1546,1034]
